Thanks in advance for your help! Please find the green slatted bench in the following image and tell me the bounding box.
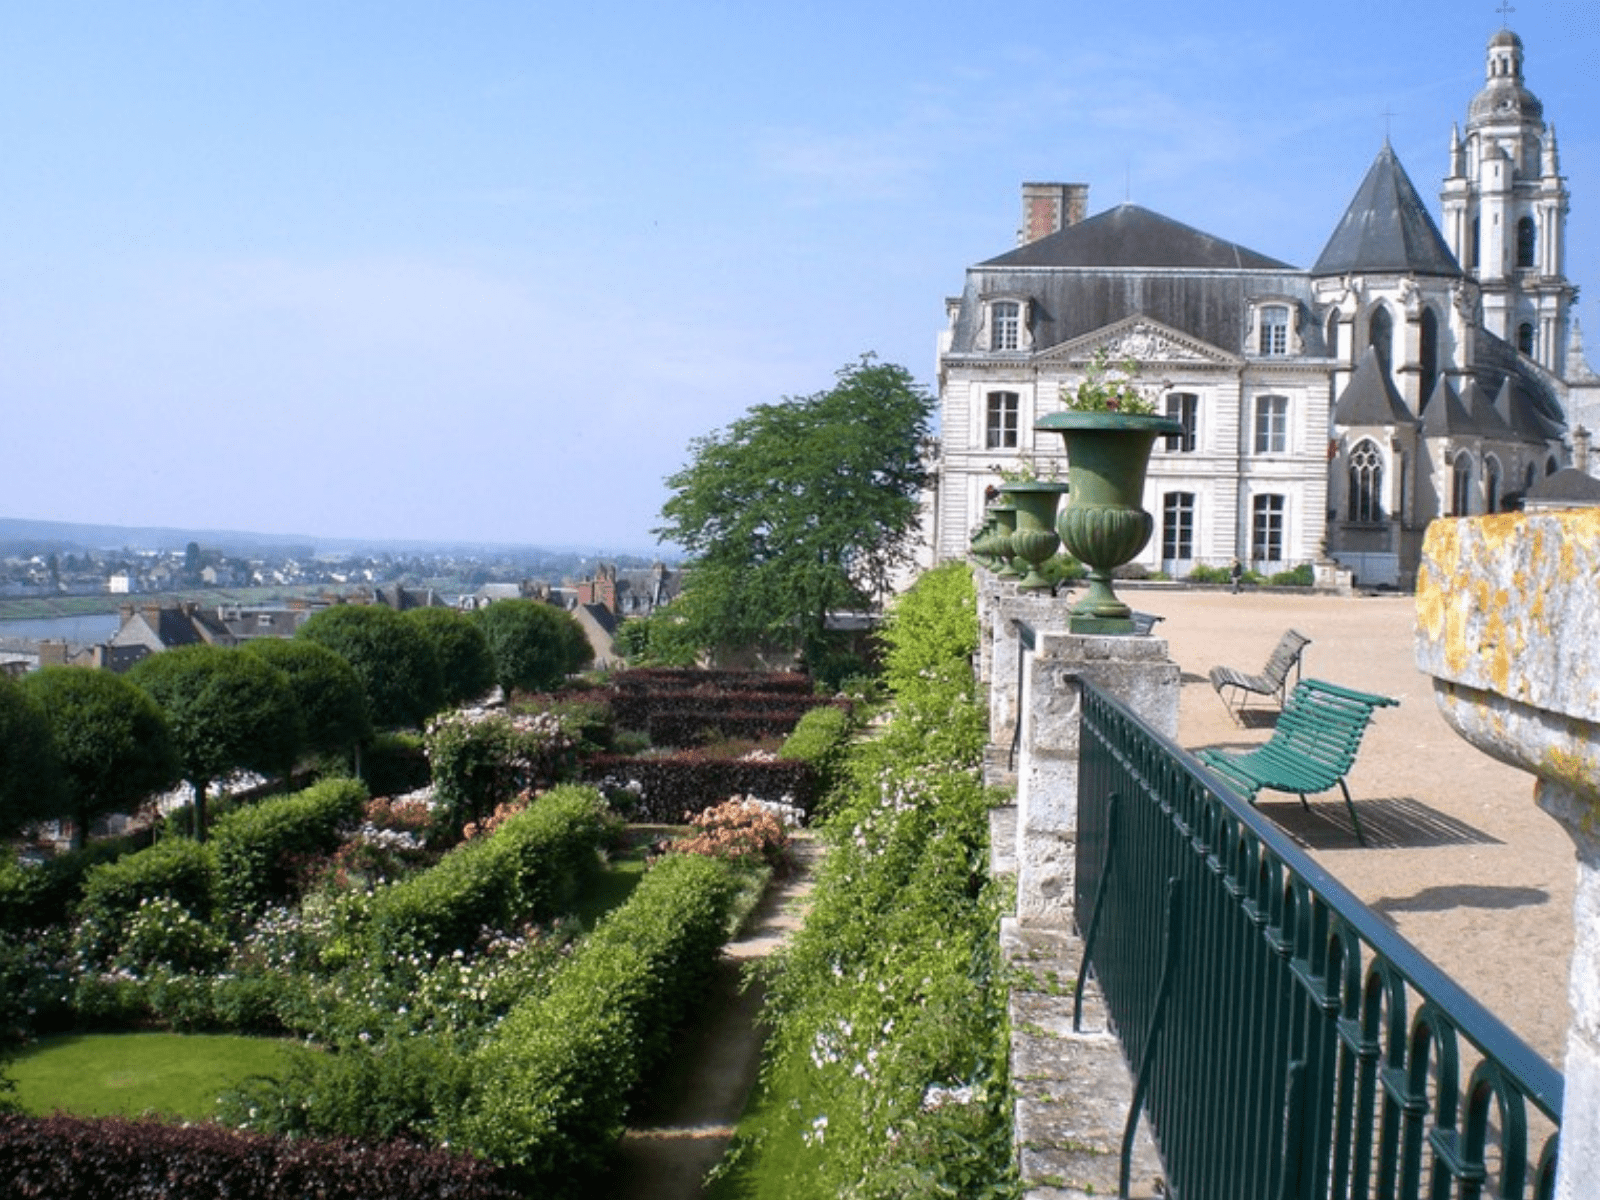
[1208,628,1310,721]
[1196,678,1397,844]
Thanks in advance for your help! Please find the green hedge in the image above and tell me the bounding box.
[211,778,368,920]
[777,704,856,805]
[365,785,607,961]
[711,562,1013,1198]
[76,838,218,966]
[447,851,737,1194]
[0,834,150,935]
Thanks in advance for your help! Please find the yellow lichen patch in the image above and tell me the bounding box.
[1541,745,1600,807]
[1422,518,1463,582]
[1415,562,1448,644]
[1477,511,1523,556]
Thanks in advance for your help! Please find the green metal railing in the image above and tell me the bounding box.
[1074,681,1563,1200]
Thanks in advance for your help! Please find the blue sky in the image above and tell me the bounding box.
[4,2,1596,553]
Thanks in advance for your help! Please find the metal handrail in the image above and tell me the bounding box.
[1075,680,1562,1200]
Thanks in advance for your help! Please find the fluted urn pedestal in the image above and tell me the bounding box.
[1035,411,1182,633]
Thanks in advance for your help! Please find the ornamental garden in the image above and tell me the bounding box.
[0,568,1013,1198]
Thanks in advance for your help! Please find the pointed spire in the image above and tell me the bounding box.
[1313,144,1461,277]
[1543,124,1561,176]
[1565,318,1600,383]
[1449,123,1465,177]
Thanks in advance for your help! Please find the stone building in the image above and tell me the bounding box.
[928,27,1598,587]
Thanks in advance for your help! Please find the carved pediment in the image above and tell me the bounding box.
[1037,314,1240,369]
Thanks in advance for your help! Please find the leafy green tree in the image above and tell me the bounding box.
[401,607,497,707]
[474,600,593,697]
[655,355,933,667]
[20,668,177,849]
[128,645,300,841]
[243,638,372,774]
[297,604,444,731]
[0,673,64,839]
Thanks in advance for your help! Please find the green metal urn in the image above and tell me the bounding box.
[987,502,1025,580]
[997,481,1070,590]
[1035,411,1182,632]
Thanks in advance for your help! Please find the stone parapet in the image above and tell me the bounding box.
[1414,510,1600,1200]
[1015,631,1179,922]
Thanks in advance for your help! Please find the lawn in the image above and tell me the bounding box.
[9,1032,295,1121]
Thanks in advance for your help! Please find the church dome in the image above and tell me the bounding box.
[1469,28,1543,125]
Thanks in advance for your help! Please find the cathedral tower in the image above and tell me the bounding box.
[1440,28,1575,373]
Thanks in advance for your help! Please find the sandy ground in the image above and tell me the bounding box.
[1124,585,1575,1070]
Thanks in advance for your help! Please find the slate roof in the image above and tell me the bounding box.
[1526,467,1600,505]
[1418,378,1474,436]
[1333,347,1414,426]
[983,204,1292,270]
[1461,378,1514,438]
[1494,377,1564,444]
[1312,144,1461,278]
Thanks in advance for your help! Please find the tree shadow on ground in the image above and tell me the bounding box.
[1371,884,1549,917]
[1254,795,1501,852]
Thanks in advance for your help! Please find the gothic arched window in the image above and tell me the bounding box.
[1485,455,1502,514]
[1452,453,1474,516]
[1518,323,1535,356]
[1348,440,1383,523]
[1517,217,1537,269]
[1370,306,1393,372]
[1420,308,1440,406]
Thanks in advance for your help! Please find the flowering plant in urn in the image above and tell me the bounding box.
[1037,349,1180,632]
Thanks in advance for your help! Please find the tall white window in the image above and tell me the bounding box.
[1251,495,1285,563]
[1163,393,1198,452]
[985,392,1019,449]
[1254,395,1288,454]
[991,301,1021,351]
[1162,493,1195,562]
[1348,440,1383,523]
[1259,305,1289,355]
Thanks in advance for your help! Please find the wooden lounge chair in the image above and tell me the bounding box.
[1197,677,1398,844]
[1208,628,1311,721]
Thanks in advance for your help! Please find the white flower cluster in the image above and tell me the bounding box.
[921,1082,979,1111]
[723,792,806,827]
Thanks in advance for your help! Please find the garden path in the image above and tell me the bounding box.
[602,834,820,1200]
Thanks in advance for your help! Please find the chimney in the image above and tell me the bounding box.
[1020,182,1089,244]
[1574,425,1592,474]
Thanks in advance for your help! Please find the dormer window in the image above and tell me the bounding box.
[1259,305,1289,355]
[982,298,1031,352]
[992,301,1020,350]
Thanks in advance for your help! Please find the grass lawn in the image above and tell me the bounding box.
[9,1032,295,1122]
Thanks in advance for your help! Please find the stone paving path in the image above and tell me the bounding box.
[603,837,819,1200]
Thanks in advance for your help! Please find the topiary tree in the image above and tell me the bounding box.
[0,673,64,840]
[297,604,444,732]
[243,638,372,778]
[401,607,497,708]
[128,645,300,842]
[20,667,177,849]
[474,600,593,699]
